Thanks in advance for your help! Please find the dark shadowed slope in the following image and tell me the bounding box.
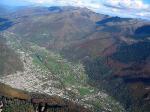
[0,18,13,31]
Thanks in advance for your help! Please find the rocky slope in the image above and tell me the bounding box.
[0,83,92,112]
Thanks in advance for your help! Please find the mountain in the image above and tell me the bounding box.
[6,6,106,50]
[0,6,150,112]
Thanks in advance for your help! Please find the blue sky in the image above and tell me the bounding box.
[0,0,150,20]
[144,0,150,3]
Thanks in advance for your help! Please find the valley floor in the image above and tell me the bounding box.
[0,31,125,112]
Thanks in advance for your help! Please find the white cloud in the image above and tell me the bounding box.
[101,0,150,20]
[24,0,150,11]
[19,0,150,20]
[27,0,100,8]
[103,0,149,10]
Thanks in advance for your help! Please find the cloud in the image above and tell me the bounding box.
[1,0,150,20]
[24,0,150,20]
[104,0,149,10]
[27,0,102,9]
[101,0,150,20]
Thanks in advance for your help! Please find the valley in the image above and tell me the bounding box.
[0,31,125,112]
[0,6,150,112]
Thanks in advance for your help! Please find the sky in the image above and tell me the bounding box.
[0,0,150,20]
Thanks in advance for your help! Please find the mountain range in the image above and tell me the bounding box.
[0,6,150,112]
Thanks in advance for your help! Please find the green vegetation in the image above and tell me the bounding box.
[84,57,112,81]
[3,103,34,112]
[78,87,93,96]
[112,42,150,63]
[29,44,125,112]
[30,44,87,87]
[2,33,125,112]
